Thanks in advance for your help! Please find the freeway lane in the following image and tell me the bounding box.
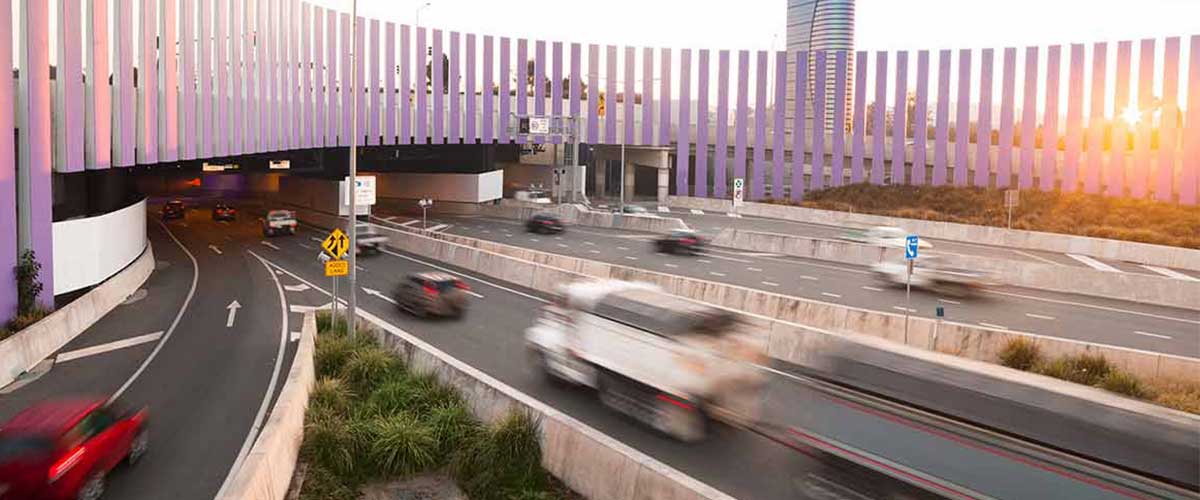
[384,214,1200,359]
[258,221,1178,499]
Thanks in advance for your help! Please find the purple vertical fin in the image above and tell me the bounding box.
[996,48,1016,188]
[325,11,338,146]
[551,42,562,144]
[482,35,495,142]
[850,51,866,183]
[912,50,929,185]
[432,29,443,143]
[1062,44,1086,193]
[1180,36,1200,204]
[449,31,461,143]
[1083,43,1107,194]
[340,13,352,146]
[17,0,53,302]
[893,51,909,184]
[86,0,112,169]
[369,20,381,145]
[231,0,244,155]
[534,40,546,124]
[385,22,396,144]
[587,44,598,143]
[775,51,790,193]
[515,39,527,144]
[642,48,654,145]
[676,49,692,196]
[871,52,887,184]
[56,0,84,171]
[399,25,411,144]
[734,50,749,188]
[1109,42,1132,196]
[696,50,710,197]
[354,15,366,146]
[0,0,13,314]
[214,0,227,157]
[465,34,476,142]
[812,51,825,190]
[752,51,767,199]
[114,0,135,165]
[830,51,846,187]
[138,0,158,162]
[933,50,951,186]
[659,48,673,146]
[974,49,993,187]
[569,43,581,145]
[415,27,427,143]
[1040,46,1061,192]
[499,37,510,142]
[179,0,195,158]
[302,4,313,148]
[1156,38,1180,201]
[714,50,730,198]
[604,45,616,143]
[792,51,808,198]
[954,49,972,186]
[1019,47,1038,189]
[623,46,635,145]
[1131,39,1155,198]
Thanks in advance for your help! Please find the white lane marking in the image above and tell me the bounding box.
[110,221,200,402]
[289,330,301,342]
[800,275,819,281]
[624,256,639,261]
[310,236,323,243]
[1025,313,1056,321]
[1134,330,1172,340]
[260,241,281,250]
[555,236,563,240]
[985,290,1200,325]
[218,251,291,499]
[57,332,165,363]
[362,286,399,305]
[588,249,601,254]
[821,292,842,299]
[747,267,763,272]
[726,212,742,218]
[289,302,332,313]
[382,216,400,221]
[762,281,780,287]
[482,230,491,234]
[556,243,569,248]
[378,249,549,303]
[657,206,670,213]
[697,252,755,263]
[399,220,419,227]
[1066,253,1121,272]
[283,284,310,292]
[225,300,242,328]
[427,223,451,232]
[463,289,485,299]
[697,259,713,264]
[938,298,962,305]
[617,246,630,251]
[582,241,596,246]
[861,286,884,292]
[892,306,917,313]
[664,263,679,268]
[690,209,705,215]
[298,243,314,250]
[530,238,540,242]
[710,271,727,277]
[978,322,1009,330]
[1141,265,1200,281]
[1011,249,1062,266]
[208,244,223,255]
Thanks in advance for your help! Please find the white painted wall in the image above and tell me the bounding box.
[52,199,148,295]
[375,171,503,203]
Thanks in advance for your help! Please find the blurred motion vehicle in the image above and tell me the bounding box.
[161,200,185,221]
[615,205,649,214]
[525,213,565,234]
[211,202,237,221]
[872,256,988,297]
[260,210,297,237]
[393,272,471,318]
[0,398,148,500]
[525,280,767,442]
[354,223,388,256]
[843,226,933,250]
[654,230,706,255]
[513,189,552,204]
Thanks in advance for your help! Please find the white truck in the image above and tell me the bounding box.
[872,256,989,297]
[354,223,389,255]
[524,280,768,442]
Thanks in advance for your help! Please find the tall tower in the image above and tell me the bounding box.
[786,0,855,131]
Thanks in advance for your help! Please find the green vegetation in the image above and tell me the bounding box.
[995,338,1197,413]
[2,250,50,340]
[782,183,1200,249]
[300,312,574,500]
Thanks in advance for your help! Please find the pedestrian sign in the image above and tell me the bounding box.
[325,259,349,277]
[905,235,919,260]
[322,228,350,259]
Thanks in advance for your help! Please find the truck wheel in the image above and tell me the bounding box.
[530,350,563,385]
[653,396,708,442]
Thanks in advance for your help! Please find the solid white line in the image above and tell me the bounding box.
[747,267,763,272]
[710,271,727,277]
[1025,313,1056,321]
[463,290,485,299]
[938,298,962,305]
[984,289,1200,325]
[664,263,679,268]
[978,322,1009,330]
[1066,253,1121,272]
[861,286,884,292]
[57,332,165,363]
[762,281,780,287]
[260,241,281,250]
[821,292,842,299]
[1134,330,1172,339]
[427,224,450,232]
[800,275,819,281]
[379,248,549,304]
[1011,249,1062,266]
[399,220,419,227]
[892,306,916,313]
[217,251,290,499]
[624,256,639,261]
[208,245,222,255]
[110,221,200,403]
[1141,265,1200,281]
[283,283,310,293]
[690,209,705,215]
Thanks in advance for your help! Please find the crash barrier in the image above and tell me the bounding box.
[0,243,154,389]
[710,228,1200,310]
[669,195,1200,272]
[216,311,316,500]
[467,201,692,234]
[293,207,1200,488]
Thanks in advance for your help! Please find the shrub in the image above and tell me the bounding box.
[299,464,358,500]
[363,414,438,476]
[302,413,358,478]
[315,335,359,379]
[2,308,50,337]
[1035,354,1111,386]
[453,411,547,500]
[365,378,422,417]
[1148,379,1200,415]
[1097,371,1147,398]
[998,338,1041,371]
[311,377,355,414]
[427,401,482,461]
[15,250,44,316]
[341,347,399,393]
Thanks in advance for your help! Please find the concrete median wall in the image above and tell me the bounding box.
[217,312,316,500]
[0,243,154,389]
[669,196,1200,271]
[470,201,691,234]
[711,228,1200,310]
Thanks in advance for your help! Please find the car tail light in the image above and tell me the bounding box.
[423,285,439,296]
[656,394,696,411]
[454,281,470,291]
[48,446,85,483]
[682,238,696,244]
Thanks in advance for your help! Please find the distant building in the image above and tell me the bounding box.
[786,0,855,132]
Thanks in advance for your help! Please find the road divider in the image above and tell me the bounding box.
[0,243,154,389]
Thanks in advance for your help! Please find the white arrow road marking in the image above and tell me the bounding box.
[283,284,310,292]
[56,332,165,363]
[225,300,242,327]
[260,241,281,250]
[208,245,223,255]
[1066,253,1121,272]
[290,330,302,342]
[690,209,705,215]
[362,287,399,305]
[289,302,334,313]
[1141,265,1200,281]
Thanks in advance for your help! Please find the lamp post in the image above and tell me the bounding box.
[347,0,360,329]
[415,2,431,29]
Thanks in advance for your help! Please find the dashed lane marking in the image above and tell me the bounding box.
[938,298,962,305]
[978,322,1009,330]
[821,292,842,299]
[861,286,884,292]
[260,241,281,250]
[690,209,705,215]
[762,281,780,287]
[800,275,819,281]
[283,284,311,292]
[664,263,679,268]
[1025,313,1056,320]
[747,267,763,272]
[1133,330,1172,340]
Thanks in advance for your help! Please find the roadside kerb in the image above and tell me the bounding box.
[217,311,317,500]
[0,243,154,389]
[710,228,1200,310]
[668,195,1200,271]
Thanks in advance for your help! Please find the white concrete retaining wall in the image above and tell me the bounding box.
[711,228,1200,310]
[217,312,316,500]
[669,196,1200,271]
[0,243,154,388]
[53,199,148,295]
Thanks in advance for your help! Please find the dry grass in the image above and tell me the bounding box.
[1145,378,1200,414]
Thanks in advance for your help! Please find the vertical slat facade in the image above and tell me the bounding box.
[1084,43,1108,194]
[973,49,993,187]
[415,27,427,143]
[482,35,494,142]
[301,4,312,148]
[17,0,53,303]
[933,50,951,186]
[752,51,767,199]
[0,0,13,313]
[734,51,749,187]
[448,31,459,143]
[214,0,227,157]
[1131,39,1155,198]
[370,20,381,145]
[659,48,673,146]
[569,43,581,145]
[535,40,546,134]
[775,51,790,192]
[465,33,476,142]
[912,50,929,185]
[1108,42,1132,196]
[499,37,511,142]
[641,48,654,145]
[811,51,825,190]
[715,50,730,198]
[604,45,616,143]
[1181,36,1200,204]
[550,41,562,144]
[1040,45,1061,191]
[400,25,411,143]
[676,49,692,196]
[1019,47,1038,189]
[56,0,84,171]
[356,17,367,146]
[229,0,241,155]
[385,23,396,143]
[1155,37,1179,202]
[870,52,886,184]
[623,47,634,144]
[432,30,444,142]
[996,48,1016,188]
[696,50,710,197]
[516,39,527,143]
[113,0,136,165]
[892,51,908,184]
[85,0,111,169]
[1063,44,1086,192]
[954,49,971,186]
[199,0,213,156]
[830,51,846,186]
[791,51,807,198]
[586,44,598,144]
[341,14,352,145]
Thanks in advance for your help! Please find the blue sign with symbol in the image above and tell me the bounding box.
[905,235,919,260]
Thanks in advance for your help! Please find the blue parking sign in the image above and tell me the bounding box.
[905,235,919,260]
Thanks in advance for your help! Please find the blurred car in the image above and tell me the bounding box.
[872,255,988,297]
[211,202,237,221]
[393,272,471,318]
[654,230,706,255]
[513,189,552,204]
[261,210,297,237]
[842,226,933,250]
[0,398,148,500]
[354,223,388,256]
[525,213,565,234]
[615,205,649,214]
[161,200,185,220]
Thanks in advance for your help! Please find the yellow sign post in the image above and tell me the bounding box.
[322,228,350,259]
[325,259,349,277]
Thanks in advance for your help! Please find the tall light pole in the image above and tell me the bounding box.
[347,0,359,328]
[415,2,431,30]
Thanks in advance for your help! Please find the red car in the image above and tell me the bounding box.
[0,398,148,500]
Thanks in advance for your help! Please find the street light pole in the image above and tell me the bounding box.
[619,142,625,211]
[347,0,359,329]
[416,2,431,30]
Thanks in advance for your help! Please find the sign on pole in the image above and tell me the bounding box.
[905,235,920,260]
[344,175,377,206]
[733,178,745,207]
[529,117,550,135]
[325,259,349,277]
[322,228,351,259]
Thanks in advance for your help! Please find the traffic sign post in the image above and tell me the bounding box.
[322,228,350,259]
[418,198,433,229]
[325,259,349,277]
[1004,189,1019,230]
[904,234,919,343]
[732,178,745,213]
[319,252,337,325]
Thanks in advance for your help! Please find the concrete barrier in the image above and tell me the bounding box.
[669,195,1200,271]
[471,202,691,234]
[216,311,317,500]
[0,243,154,389]
[711,228,1200,310]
